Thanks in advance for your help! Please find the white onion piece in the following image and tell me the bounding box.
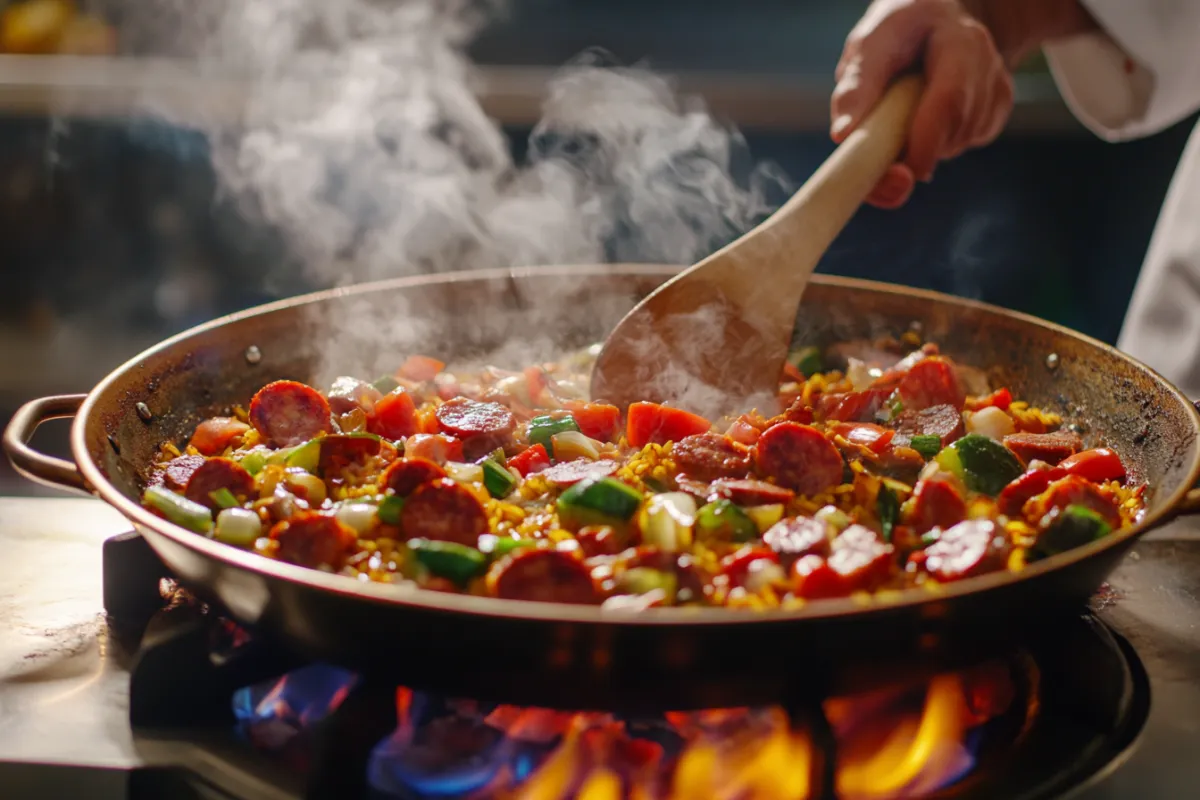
[335,503,379,534]
[640,492,697,552]
[215,508,262,547]
[743,560,787,594]
[966,406,1015,441]
[445,462,484,485]
[551,431,601,462]
[846,358,873,391]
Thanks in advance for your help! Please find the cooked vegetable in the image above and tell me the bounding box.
[1059,448,1126,482]
[208,487,239,510]
[482,458,518,498]
[787,345,823,378]
[626,402,711,448]
[215,507,263,546]
[1031,504,1112,561]
[551,430,601,462]
[408,538,487,584]
[696,499,758,543]
[965,406,1015,440]
[617,567,677,602]
[877,484,900,542]
[285,438,321,474]
[557,477,644,530]
[909,434,942,460]
[377,495,405,525]
[143,486,213,534]
[371,375,401,394]
[936,434,1024,496]
[335,502,379,535]
[639,492,697,551]
[478,534,537,559]
[236,447,269,476]
[528,414,581,452]
[744,503,785,533]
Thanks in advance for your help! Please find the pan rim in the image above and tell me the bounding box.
[72,263,1200,628]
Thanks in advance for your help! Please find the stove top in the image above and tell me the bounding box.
[3,497,1200,799]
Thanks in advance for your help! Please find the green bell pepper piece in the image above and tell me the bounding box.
[909,434,942,460]
[409,538,487,584]
[482,458,517,499]
[377,495,405,525]
[937,434,1023,496]
[695,499,758,543]
[557,477,643,530]
[528,414,580,453]
[1031,504,1113,562]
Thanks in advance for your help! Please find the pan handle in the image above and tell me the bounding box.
[3,394,91,496]
[1176,401,1200,518]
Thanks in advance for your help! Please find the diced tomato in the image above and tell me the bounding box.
[997,467,1066,517]
[720,546,779,586]
[626,402,712,448]
[1058,448,1126,483]
[965,388,1013,412]
[368,388,419,440]
[509,443,551,477]
[403,433,464,465]
[832,422,895,454]
[189,417,250,456]
[895,357,965,412]
[819,389,889,423]
[397,355,445,383]
[564,401,622,442]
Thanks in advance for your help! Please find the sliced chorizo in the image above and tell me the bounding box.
[542,458,620,488]
[380,457,447,497]
[754,422,844,496]
[819,388,889,423]
[249,380,333,447]
[762,516,830,567]
[891,404,965,448]
[189,418,251,456]
[894,357,965,412]
[1023,474,1122,529]
[490,548,600,605]
[269,512,357,570]
[923,519,1009,582]
[436,397,515,440]
[160,454,206,490]
[184,457,255,510]
[793,524,894,599]
[400,478,488,546]
[906,475,968,534]
[1003,432,1083,466]
[709,478,795,506]
[673,433,752,481]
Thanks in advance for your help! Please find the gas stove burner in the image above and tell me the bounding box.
[101,530,1148,800]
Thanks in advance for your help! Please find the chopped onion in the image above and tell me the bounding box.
[640,492,696,552]
[284,471,327,506]
[846,358,873,391]
[745,504,785,533]
[215,507,262,547]
[445,462,484,485]
[335,503,379,534]
[551,430,601,462]
[966,406,1015,441]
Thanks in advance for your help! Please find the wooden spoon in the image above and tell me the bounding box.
[590,76,924,421]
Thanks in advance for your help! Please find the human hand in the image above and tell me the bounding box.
[831,0,1014,209]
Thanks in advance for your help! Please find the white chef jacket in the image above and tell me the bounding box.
[1042,0,1200,397]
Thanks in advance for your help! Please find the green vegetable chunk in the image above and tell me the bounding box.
[618,567,677,602]
[557,477,643,530]
[1031,504,1113,562]
[372,375,400,394]
[143,486,214,534]
[877,484,900,542]
[208,487,239,510]
[408,538,487,584]
[787,345,824,378]
[377,495,405,525]
[528,414,581,453]
[237,449,268,476]
[909,434,942,460]
[936,434,1023,496]
[695,499,758,543]
[285,438,322,474]
[478,534,536,559]
[482,458,518,498]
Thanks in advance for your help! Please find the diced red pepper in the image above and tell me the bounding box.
[965,387,1013,412]
[368,388,419,440]
[509,443,551,477]
[997,467,1066,517]
[1058,448,1126,483]
[907,475,968,533]
[832,422,896,454]
[397,355,446,383]
[564,401,622,442]
[626,402,712,448]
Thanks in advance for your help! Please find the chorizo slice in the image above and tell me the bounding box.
[923,519,1009,582]
[1003,431,1083,466]
[906,475,968,534]
[754,422,843,496]
[400,478,488,546]
[894,357,965,412]
[542,458,620,488]
[490,548,600,605]
[673,433,752,481]
[818,388,889,423]
[762,516,830,567]
[159,454,206,490]
[184,457,255,511]
[249,380,334,447]
[709,478,795,506]
[436,397,516,440]
[380,457,447,497]
[269,512,357,570]
[793,524,894,599]
[891,404,965,448]
[189,417,251,456]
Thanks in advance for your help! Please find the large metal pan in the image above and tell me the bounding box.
[7,264,1200,711]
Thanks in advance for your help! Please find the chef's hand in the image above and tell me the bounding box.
[831,0,1014,209]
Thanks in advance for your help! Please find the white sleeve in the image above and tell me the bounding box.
[1042,0,1200,141]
